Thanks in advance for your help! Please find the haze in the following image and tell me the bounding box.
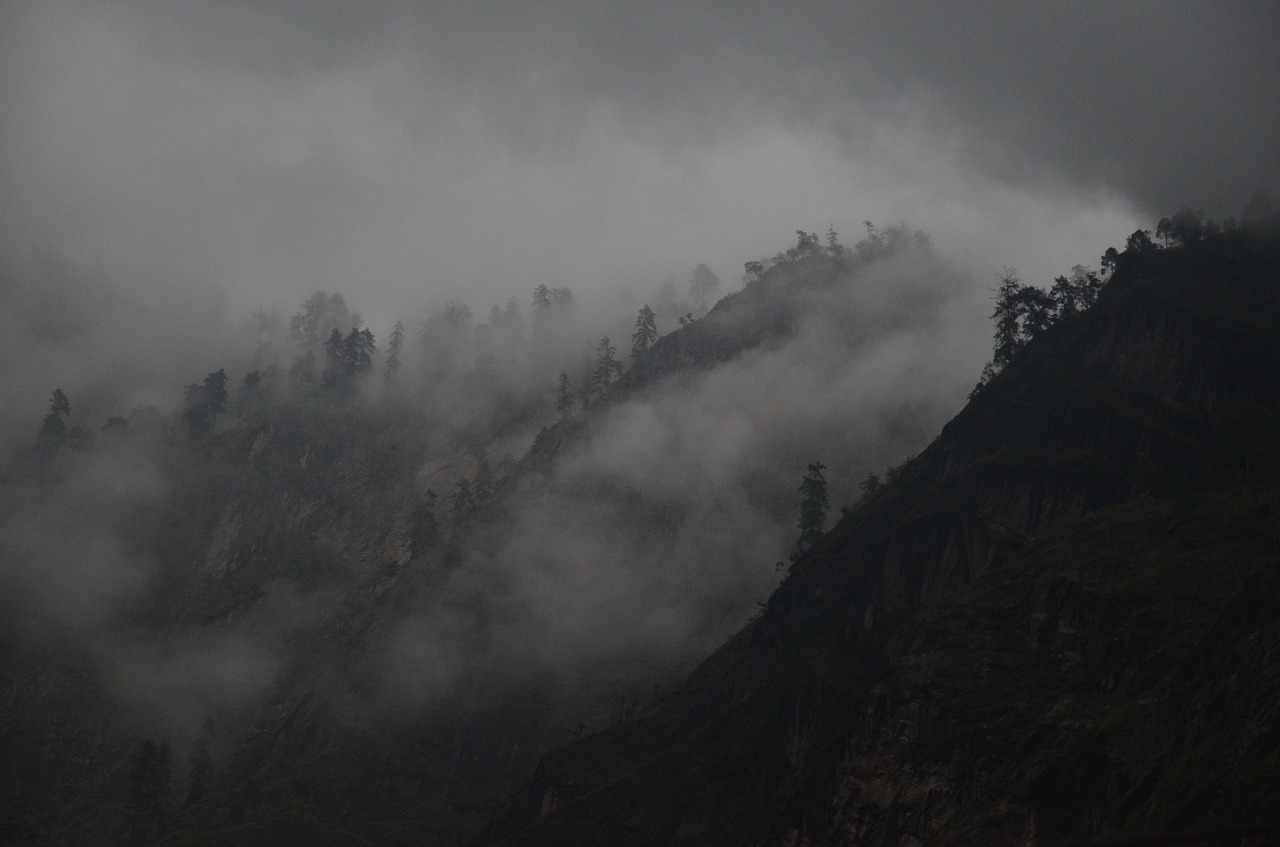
[3,0,1276,442]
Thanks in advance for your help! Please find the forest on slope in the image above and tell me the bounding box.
[3,199,1276,846]
[2,220,989,845]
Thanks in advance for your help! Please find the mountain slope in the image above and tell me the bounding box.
[483,231,1280,845]
[2,227,964,846]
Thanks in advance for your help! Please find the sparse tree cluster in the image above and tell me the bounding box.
[976,194,1279,397]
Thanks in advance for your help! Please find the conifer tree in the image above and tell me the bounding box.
[592,335,623,395]
[631,305,657,359]
[792,461,829,561]
[826,224,846,257]
[202,369,228,426]
[347,328,376,376]
[385,320,405,384]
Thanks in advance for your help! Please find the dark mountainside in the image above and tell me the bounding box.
[3,212,1278,847]
[485,229,1280,844]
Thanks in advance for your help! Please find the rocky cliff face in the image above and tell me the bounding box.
[483,233,1280,845]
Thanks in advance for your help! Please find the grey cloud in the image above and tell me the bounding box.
[119,0,1274,214]
[9,0,1209,360]
[385,238,990,702]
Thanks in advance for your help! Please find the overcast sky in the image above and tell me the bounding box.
[1,0,1276,352]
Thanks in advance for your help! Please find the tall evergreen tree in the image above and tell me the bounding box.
[592,335,623,395]
[346,328,376,376]
[631,305,657,359]
[826,224,846,257]
[385,320,405,384]
[792,461,829,561]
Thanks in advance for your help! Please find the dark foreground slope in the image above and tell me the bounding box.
[484,232,1280,845]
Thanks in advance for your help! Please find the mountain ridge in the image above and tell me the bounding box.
[481,230,1280,845]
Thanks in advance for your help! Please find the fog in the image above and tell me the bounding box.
[381,233,991,711]
[5,0,1270,443]
[0,0,1275,831]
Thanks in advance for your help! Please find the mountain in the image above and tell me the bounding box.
[5,219,1277,847]
[2,225,970,846]
[483,230,1280,845]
